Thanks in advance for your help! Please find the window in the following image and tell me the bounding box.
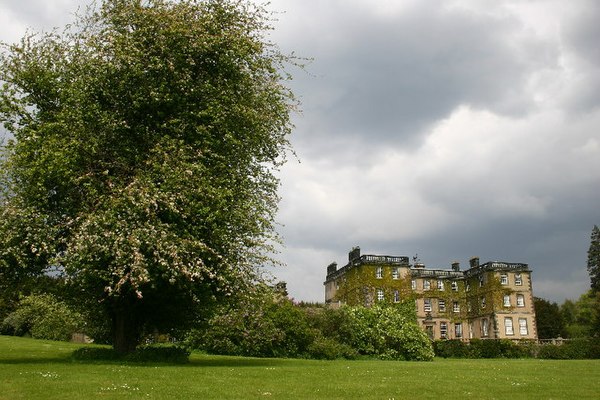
[438,299,446,312]
[519,318,528,335]
[467,302,472,312]
[469,322,474,339]
[516,294,525,307]
[505,317,514,335]
[515,274,522,285]
[424,298,432,312]
[466,282,471,292]
[424,280,431,290]
[377,288,384,302]
[453,301,460,313]
[376,266,383,279]
[482,318,489,337]
[479,275,484,287]
[455,323,463,338]
[503,295,511,307]
[451,281,458,291]
[394,290,400,303]
[392,267,399,280]
[481,297,486,308]
[411,279,417,290]
[440,322,448,339]
[437,280,444,291]
[500,274,508,285]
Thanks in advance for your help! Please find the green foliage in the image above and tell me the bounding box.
[72,345,190,363]
[588,225,600,293]
[537,338,600,360]
[468,339,531,358]
[434,339,534,359]
[534,297,565,339]
[560,291,599,338]
[0,0,296,353]
[188,290,432,361]
[433,340,472,358]
[2,294,80,341]
[306,336,358,360]
[334,263,413,306]
[187,288,317,358]
[334,304,434,361]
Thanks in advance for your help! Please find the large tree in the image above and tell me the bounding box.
[0,0,295,353]
[588,225,600,293]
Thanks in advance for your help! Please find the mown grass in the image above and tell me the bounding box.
[1,335,599,399]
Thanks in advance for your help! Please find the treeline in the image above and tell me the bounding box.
[534,291,600,339]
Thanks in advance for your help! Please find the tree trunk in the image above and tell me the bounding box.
[112,307,140,355]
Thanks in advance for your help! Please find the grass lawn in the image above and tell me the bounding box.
[1,335,599,399]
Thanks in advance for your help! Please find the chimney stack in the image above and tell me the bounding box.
[349,246,361,262]
[469,257,480,269]
[327,262,337,276]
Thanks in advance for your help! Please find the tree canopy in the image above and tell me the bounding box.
[0,0,296,353]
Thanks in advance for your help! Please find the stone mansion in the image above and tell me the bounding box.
[324,247,538,341]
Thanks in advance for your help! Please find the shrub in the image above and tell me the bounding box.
[433,340,472,358]
[307,336,358,360]
[537,338,600,359]
[2,294,81,341]
[468,339,528,358]
[335,304,434,361]
[188,290,317,358]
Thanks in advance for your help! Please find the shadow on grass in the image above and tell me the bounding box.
[0,354,288,368]
[0,356,73,365]
[187,356,288,368]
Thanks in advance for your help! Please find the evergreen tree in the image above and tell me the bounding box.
[588,225,600,293]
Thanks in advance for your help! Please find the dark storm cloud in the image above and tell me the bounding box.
[274,0,558,158]
[559,0,600,113]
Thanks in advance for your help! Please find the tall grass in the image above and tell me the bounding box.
[1,335,599,399]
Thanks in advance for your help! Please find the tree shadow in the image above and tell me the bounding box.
[0,357,73,365]
[0,355,289,368]
[187,357,287,368]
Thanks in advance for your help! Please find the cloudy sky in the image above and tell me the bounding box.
[1,0,599,304]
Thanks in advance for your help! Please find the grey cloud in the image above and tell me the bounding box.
[275,0,559,160]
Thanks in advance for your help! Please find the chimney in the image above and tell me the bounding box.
[327,262,337,276]
[349,246,361,262]
[451,262,460,271]
[469,257,480,269]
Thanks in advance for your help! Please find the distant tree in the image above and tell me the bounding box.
[534,297,564,339]
[0,0,295,354]
[561,292,598,338]
[588,225,600,293]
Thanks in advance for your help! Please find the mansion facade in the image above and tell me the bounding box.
[324,247,537,341]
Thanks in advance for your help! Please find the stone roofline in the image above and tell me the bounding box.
[324,248,530,283]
